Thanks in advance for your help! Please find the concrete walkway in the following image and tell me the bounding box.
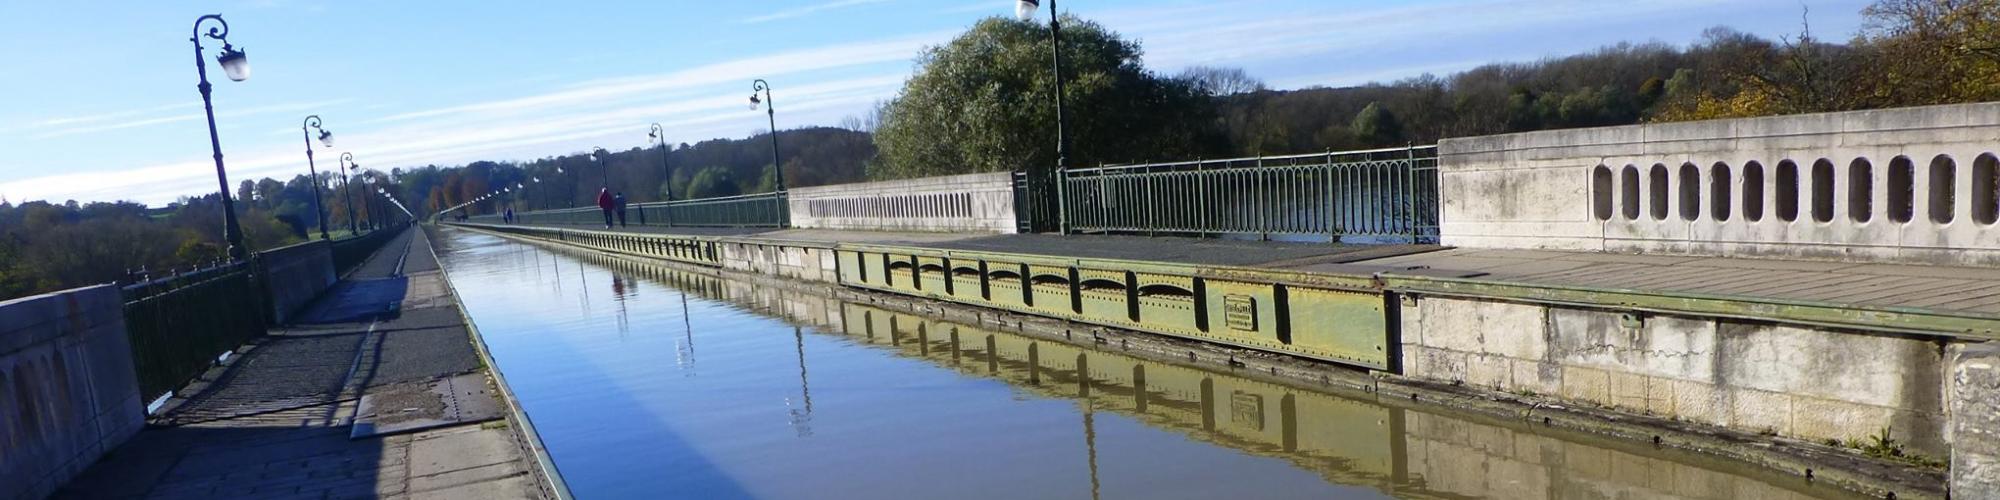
[484,222,1443,267]
[57,228,548,500]
[492,221,2000,321]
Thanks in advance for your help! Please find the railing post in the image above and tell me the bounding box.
[1257,155,1269,241]
[1055,167,1069,235]
[1406,143,1418,243]
[1196,160,1209,239]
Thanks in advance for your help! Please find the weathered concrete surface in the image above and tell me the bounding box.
[1437,101,2000,266]
[1953,342,2000,498]
[1359,247,2000,316]
[1401,295,1950,458]
[56,228,549,500]
[257,239,338,325]
[0,285,143,500]
[787,171,1018,233]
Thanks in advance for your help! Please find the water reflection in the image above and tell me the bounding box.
[438,230,1864,500]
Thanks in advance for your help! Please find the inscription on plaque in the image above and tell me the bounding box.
[1223,294,1257,331]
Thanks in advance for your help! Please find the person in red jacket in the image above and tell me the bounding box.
[595,187,615,229]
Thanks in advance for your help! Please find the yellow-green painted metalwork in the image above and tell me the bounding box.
[832,243,1398,371]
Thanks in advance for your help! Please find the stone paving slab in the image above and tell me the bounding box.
[353,373,504,439]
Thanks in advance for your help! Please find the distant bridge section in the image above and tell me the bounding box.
[1439,102,2000,265]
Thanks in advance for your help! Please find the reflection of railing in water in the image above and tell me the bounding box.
[549,246,1849,500]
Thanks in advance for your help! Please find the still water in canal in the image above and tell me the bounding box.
[435,229,1860,499]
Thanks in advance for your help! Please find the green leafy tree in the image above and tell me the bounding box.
[872,16,1219,179]
[684,167,741,199]
[1351,102,1404,146]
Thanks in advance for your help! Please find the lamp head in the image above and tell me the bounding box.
[748,93,762,111]
[316,129,334,148]
[1016,0,1040,21]
[217,44,250,81]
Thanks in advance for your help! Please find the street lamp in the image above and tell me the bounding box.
[589,148,611,188]
[1017,0,1071,233]
[192,14,253,259]
[362,175,377,229]
[649,123,673,226]
[649,123,672,202]
[301,115,333,239]
[338,153,359,234]
[749,79,786,192]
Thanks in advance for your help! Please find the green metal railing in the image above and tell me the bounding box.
[475,191,790,228]
[120,261,268,403]
[1054,146,1439,243]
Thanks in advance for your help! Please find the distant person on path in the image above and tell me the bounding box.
[613,192,628,228]
[596,187,615,229]
[504,207,514,224]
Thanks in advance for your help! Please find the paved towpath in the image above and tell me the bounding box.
[58,228,548,500]
[478,220,2000,322]
[476,222,1442,267]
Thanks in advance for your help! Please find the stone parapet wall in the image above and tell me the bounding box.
[0,285,143,500]
[1437,102,2000,265]
[256,239,336,324]
[788,172,1017,233]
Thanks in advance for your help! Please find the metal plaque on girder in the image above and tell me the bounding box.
[1224,294,1257,331]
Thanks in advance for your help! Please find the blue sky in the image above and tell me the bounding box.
[0,0,1873,205]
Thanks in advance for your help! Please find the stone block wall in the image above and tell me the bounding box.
[1398,295,1951,457]
[787,172,1017,233]
[0,285,143,500]
[257,239,336,324]
[1437,102,2000,265]
[1952,342,2000,497]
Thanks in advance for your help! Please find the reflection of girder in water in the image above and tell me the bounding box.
[834,302,1410,492]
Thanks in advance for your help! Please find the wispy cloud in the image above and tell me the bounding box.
[35,102,199,127]
[30,98,357,140]
[743,0,893,24]
[368,33,941,125]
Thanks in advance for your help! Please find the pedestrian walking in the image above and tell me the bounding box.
[596,187,615,229]
[613,192,628,228]
[504,207,514,224]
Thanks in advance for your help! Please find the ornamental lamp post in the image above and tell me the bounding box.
[749,80,786,192]
[1017,0,1071,233]
[649,123,672,201]
[338,153,359,234]
[649,123,674,226]
[589,148,610,188]
[301,115,334,239]
[191,14,253,259]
